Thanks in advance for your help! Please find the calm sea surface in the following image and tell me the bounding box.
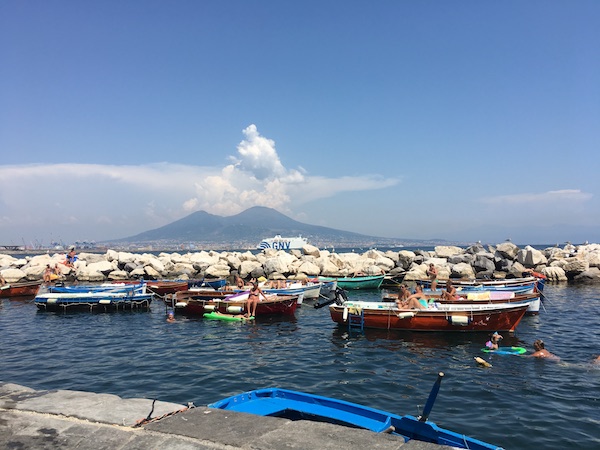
[1,283,599,449]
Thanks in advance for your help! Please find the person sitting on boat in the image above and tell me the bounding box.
[0,272,6,285]
[235,276,245,289]
[43,264,54,282]
[530,339,560,360]
[426,263,438,292]
[395,284,410,308]
[246,280,268,318]
[53,264,63,280]
[440,280,458,300]
[404,284,429,310]
[485,332,503,350]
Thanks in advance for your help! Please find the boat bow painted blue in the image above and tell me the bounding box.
[208,387,502,449]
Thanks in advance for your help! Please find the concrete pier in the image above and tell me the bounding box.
[0,382,452,449]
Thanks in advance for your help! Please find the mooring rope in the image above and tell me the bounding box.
[133,401,195,427]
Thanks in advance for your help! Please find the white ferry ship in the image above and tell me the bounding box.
[257,235,309,250]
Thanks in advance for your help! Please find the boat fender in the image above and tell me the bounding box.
[99,299,111,305]
[203,304,216,311]
[47,298,58,304]
[397,311,415,319]
[474,356,492,368]
[226,306,243,314]
[342,306,348,321]
[175,302,187,308]
[450,315,469,325]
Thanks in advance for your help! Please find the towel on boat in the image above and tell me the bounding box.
[466,292,490,300]
[489,291,515,300]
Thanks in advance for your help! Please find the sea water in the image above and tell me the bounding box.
[1,283,599,449]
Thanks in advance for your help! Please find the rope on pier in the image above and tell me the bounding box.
[133,401,195,427]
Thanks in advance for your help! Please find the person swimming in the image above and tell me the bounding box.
[485,332,503,350]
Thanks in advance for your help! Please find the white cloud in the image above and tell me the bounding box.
[0,125,399,242]
[482,189,592,205]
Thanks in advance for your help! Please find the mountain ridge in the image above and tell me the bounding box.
[112,206,446,248]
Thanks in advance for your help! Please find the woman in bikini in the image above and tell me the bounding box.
[246,280,268,318]
[405,284,428,310]
[426,263,438,292]
[440,280,458,300]
[395,284,410,308]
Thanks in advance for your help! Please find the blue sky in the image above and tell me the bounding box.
[1,1,598,247]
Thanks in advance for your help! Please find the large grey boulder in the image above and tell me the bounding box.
[473,255,495,273]
[205,263,230,278]
[0,268,27,283]
[397,250,416,270]
[573,267,600,283]
[302,244,320,257]
[434,246,464,258]
[562,258,590,277]
[86,261,115,275]
[450,262,475,279]
[495,242,519,259]
[516,246,548,266]
[543,266,567,282]
[296,260,320,276]
[239,260,262,279]
[107,270,129,280]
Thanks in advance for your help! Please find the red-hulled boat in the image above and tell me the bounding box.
[145,280,189,295]
[329,300,529,332]
[0,280,43,299]
[167,290,298,317]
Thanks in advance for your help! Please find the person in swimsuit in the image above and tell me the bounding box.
[395,284,410,308]
[485,332,503,350]
[426,263,438,292]
[405,284,428,310]
[246,281,268,318]
[63,247,77,267]
[43,264,53,282]
[440,280,458,300]
[530,339,560,360]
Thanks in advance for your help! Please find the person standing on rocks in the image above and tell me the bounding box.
[427,263,438,292]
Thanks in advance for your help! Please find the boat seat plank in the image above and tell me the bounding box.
[227,398,392,433]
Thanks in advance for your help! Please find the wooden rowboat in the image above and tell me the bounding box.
[167,290,299,317]
[146,280,189,295]
[318,275,384,290]
[35,292,153,311]
[382,291,542,315]
[0,280,43,299]
[208,375,501,449]
[330,300,529,332]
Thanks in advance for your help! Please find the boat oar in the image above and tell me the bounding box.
[418,372,444,422]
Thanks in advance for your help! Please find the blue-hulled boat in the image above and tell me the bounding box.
[47,281,147,295]
[35,291,153,311]
[208,373,501,449]
[188,278,227,290]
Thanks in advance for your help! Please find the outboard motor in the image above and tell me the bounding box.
[314,287,348,309]
[333,287,348,305]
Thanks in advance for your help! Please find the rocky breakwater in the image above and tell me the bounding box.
[1,242,600,284]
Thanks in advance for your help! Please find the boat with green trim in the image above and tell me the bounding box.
[318,275,384,290]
